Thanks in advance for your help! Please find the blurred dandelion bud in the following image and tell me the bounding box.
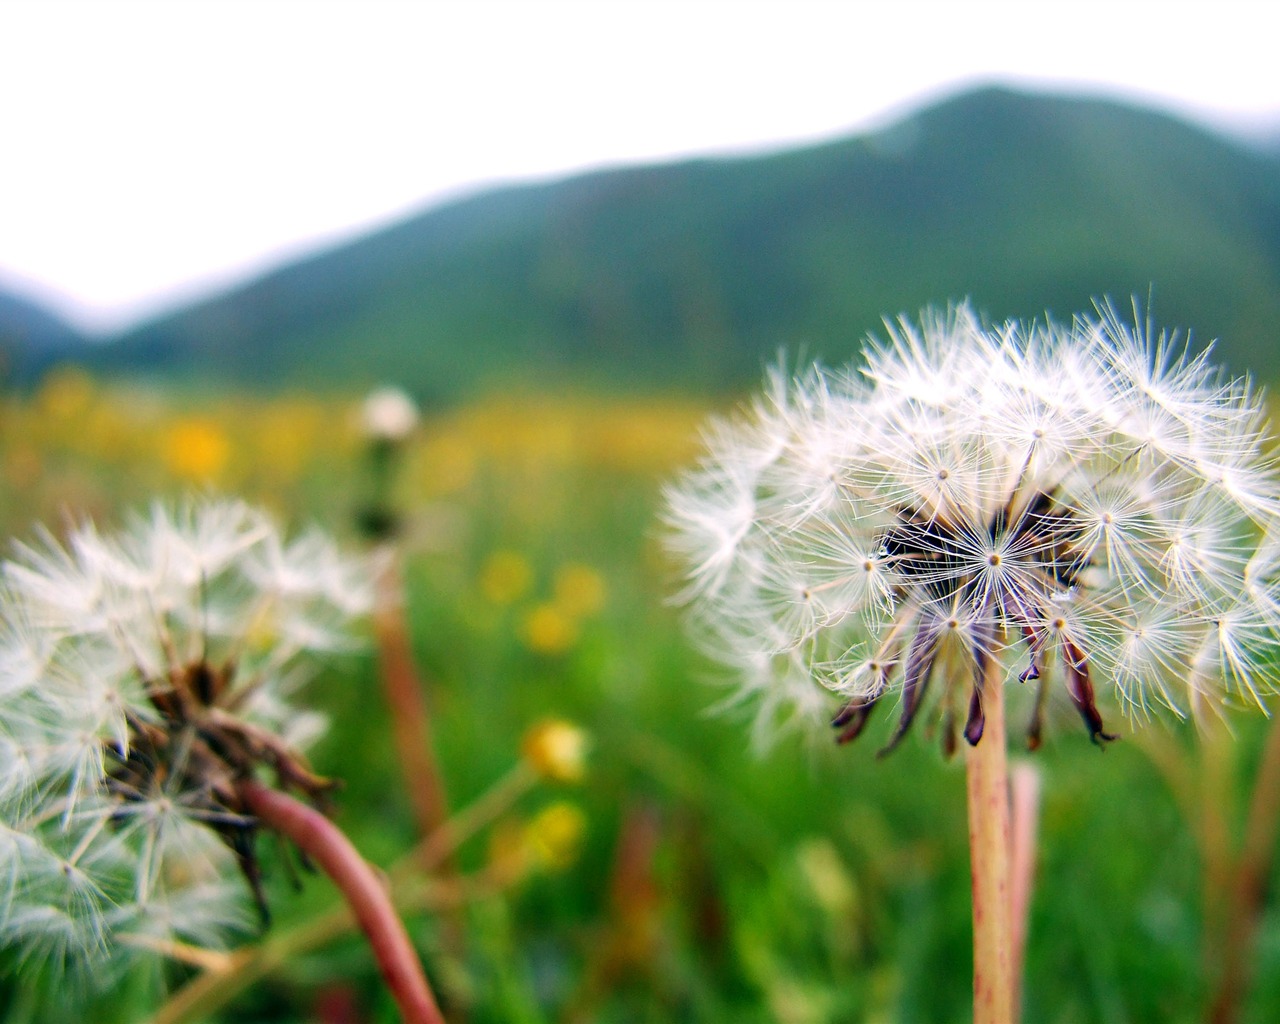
[0,499,372,976]
[361,386,420,445]
[522,801,587,872]
[521,719,589,783]
[664,303,1280,752]
[356,386,420,540]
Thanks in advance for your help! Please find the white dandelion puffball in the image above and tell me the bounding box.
[0,499,372,972]
[361,386,420,443]
[664,305,1280,752]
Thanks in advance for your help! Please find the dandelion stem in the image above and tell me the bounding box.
[412,762,538,872]
[1199,715,1236,999]
[1009,761,1041,1023]
[120,934,237,973]
[372,546,452,841]
[1207,715,1280,1024]
[371,546,471,1014]
[149,870,502,1024]
[237,779,445,1024]
[966,662,1015,1024]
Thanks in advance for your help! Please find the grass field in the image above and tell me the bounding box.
[3,370,1280,1023]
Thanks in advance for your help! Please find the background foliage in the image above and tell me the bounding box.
[5,87,1280,396]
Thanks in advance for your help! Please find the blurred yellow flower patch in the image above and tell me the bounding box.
[163,418,232,482]
[254,401,323,482]
[521,602,578,655]
[553,562,606,618]
[522,801,587,872]
[480,550,533,605]
[416,432,477,496]
[36,366,95,420]
[485,801,587,883]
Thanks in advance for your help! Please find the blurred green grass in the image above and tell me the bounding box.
[2,377,1280,1023]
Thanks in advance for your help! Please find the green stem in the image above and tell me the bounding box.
[1207,715,1280,1024]
[149,873,496,1024]
[411,762,537,872]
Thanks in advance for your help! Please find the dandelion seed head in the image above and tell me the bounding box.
[0,499,370,971]
[665,303,1280,752]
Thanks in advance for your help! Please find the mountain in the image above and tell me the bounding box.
[90,86,1280,398]
[0,287,88,385]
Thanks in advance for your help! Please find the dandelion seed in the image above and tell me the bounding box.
[664,303,1280,751]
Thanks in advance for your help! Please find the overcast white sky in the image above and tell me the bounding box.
[2,0,1278,333]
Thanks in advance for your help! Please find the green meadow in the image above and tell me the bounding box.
[3,373,1279,1023]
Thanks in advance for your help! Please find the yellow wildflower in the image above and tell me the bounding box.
[521,719,588,783]
[163,418,231,481]
[553,562,606,618]
[480,550,532,605]
[522,801,587,872]
[522,603,577,655]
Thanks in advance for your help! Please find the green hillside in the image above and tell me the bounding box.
[0,286,87,385]
[91,86,1280,397]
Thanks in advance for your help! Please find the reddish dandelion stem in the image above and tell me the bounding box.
[237,780,445,1024]
[373,549,451,840]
